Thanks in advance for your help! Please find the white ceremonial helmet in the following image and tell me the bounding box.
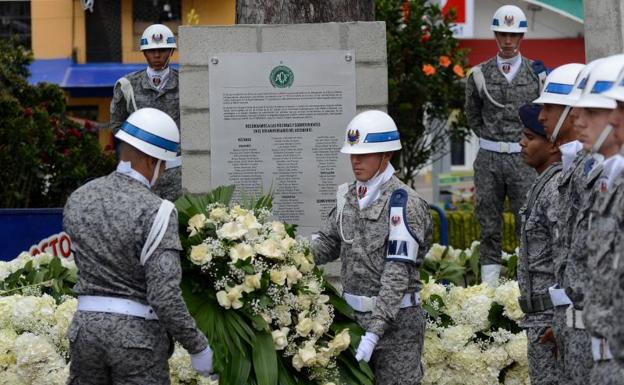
[491,5,528,33]
[115,108,180,161]
[574,55,624,110]
[534,63,585,106]
[140,24,177,51]
[602,61,624,102]
[564,58,608,105]
[340,110,402,154]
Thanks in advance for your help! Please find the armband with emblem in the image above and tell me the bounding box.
[386,189,419,264]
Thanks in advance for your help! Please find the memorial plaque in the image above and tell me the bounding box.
[209,51,356,234]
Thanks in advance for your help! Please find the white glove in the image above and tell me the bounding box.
[481,264,502,286]
[191,345,214,377]
[355,332,379,362]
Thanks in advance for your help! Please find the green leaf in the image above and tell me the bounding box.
[251,331,278,385]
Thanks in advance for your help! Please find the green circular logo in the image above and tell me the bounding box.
[270,65,294,88]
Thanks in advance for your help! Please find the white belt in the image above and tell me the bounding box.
[565,305,585,329]
[479,138,521,154]
[343,292,421,313]
[591,337,614,361]
[165,156,182,170]
[77,296,158,320]
[549,285,573,307]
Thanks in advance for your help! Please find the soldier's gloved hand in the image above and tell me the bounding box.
[481,264,502,286]
[191,345,214,377]
[355,332,379,362]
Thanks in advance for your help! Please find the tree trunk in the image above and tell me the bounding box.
[236,0,374,24]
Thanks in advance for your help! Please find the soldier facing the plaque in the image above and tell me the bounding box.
[110,23,182,202]
[465,4,543,285]
[311,110,433,385]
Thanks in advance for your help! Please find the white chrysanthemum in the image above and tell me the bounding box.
[461,294,492,331]
[271,327,289,350]
[0,295,18,329]
[495,281,524,321]
[482,344,512,371]
[440,324,474,352]
[52,298,77,352]
[32,365,69,385]
[1,366,28,385]
[426,244,446,262]
[216,221,248,241]
[168,343,197,383]
[189,243,212,265]
[275,305,292,326]
[31,253,53,269]
[422,330,446,365]
[187,213,207,237]
[421,279,447,303]
[255,239,284,259]
[505,331,528,366]
[230,243,254,263]
[0,262,11,282]
[0,328,18,369]
[13,295,56,332]
[445,283,495,323]
[14,333,65,381]
[504,363,530,385]
[449,342,486,374]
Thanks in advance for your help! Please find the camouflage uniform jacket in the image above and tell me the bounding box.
[110,68,180,134]
[611,172,624,364]
[63,171,207,354]
[584,171,618,341]
[564,159,604,309]
[518,162,562,327]
[553,151,590,286]
[465,56,541,142]
[311,175,433,337]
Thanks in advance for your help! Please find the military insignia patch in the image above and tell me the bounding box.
[502,63,511,74]
[357,185,367,198]
[391,215,401,226]
[347,129,360,145]
[152,33,164,43]
[504,15,514,26]
[599,179,608,193]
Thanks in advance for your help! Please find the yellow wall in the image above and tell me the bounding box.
[31,0,86,62]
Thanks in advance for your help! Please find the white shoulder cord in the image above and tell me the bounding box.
[116,78,138,113]
[141,200,175,266]
[335,183,353,244]
[471,66,506,108]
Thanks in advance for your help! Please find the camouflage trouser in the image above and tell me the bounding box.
[358,307,426,385]
[67,311,172,385]
[590,360,624,385]
[473,149,536,265]
[526,326,559,385]
[153,166,182,202]
[552,306,593,385]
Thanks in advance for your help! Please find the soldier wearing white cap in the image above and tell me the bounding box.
[311,110,432,385]
[110,24,182,202]
[465,5,544,286]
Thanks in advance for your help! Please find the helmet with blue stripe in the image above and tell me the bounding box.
[574,55,624,109]
[115,108,180,161]
[491,5,528,33]
[341,110,402,154]
[533,63,585,106]
[140,24,177,51]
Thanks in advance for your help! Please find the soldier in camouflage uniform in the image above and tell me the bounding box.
[311,110,432,385]
[465,5,541,285]
[581,56,624,385]
[516,104,562,385]
[64,108,214,384]
[110,24,181,202]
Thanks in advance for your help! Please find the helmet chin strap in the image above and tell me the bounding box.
[550,105,571,143]
[150,159,162,187]
[592,124,614,154]
[496,38,521,58]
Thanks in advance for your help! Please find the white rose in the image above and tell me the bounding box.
[284,265,302,287]
[296,317,313,336]
[229,243,254,263]
[270,270,287,286]
[292,353,304,371]
[280,237,297,251]
[189,243,212,265]
[426,244,446,262]
[271,221,287,238]
[296,295,312,311]
[217,221,248,240]
[298,342,317,365]
[237,213,262,232]
[216,286,244,310]
[271,327,289,350]
[242,273,262,293]
[311,320,326,335]
[255,239,283,259]
[328,328,351,354]
[209,207,228,222]
[187,213,207,236]
[275,305,292,326]
[229,205,248,218]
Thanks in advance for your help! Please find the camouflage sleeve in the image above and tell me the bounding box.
[311,207,342,266]
[612,247,624,364]
[144,210,208,354]
[110,81,128,134]
[368,197,432,337]
[465,73,484,138]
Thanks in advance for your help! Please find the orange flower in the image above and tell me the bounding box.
[453,64,465,78]
[439,56,451,68]
[422,64,436,76]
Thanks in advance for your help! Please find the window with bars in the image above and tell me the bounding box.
[133,0,181,51]
[0,1,31,49]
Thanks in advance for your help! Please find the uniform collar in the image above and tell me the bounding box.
[116,161,150,188]
[559,140,583,172]
[347,176,398,220]
[141,68,178,93]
